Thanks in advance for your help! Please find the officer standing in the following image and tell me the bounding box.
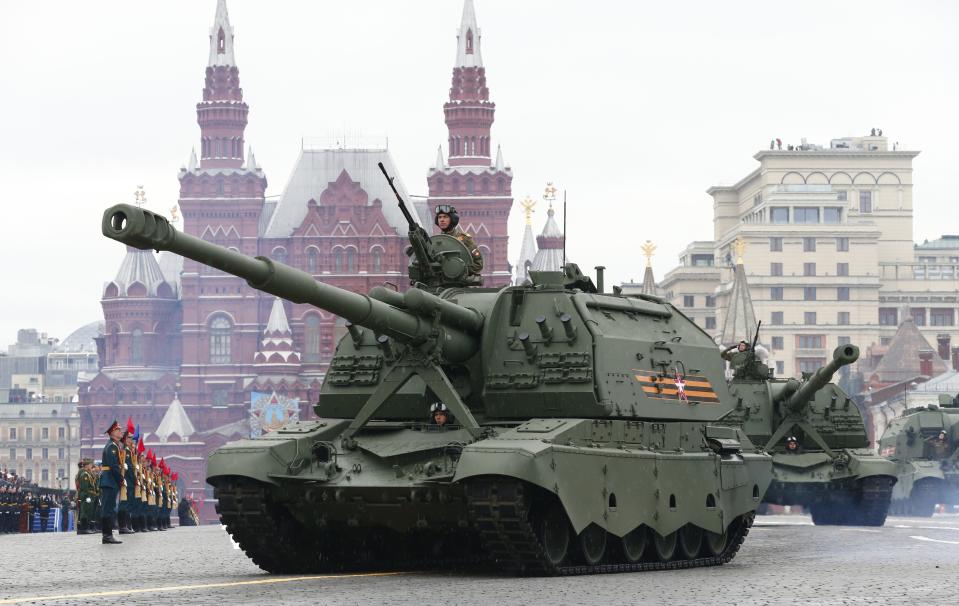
[435,205,484,276]
[75,459,97,535]
[99,420,124,544]
[118,418,136,535]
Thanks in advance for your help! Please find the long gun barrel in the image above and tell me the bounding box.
[782,344,859,411]
[101,204,482,362]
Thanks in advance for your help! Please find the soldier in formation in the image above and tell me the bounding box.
[99,419,125,544]
[75,458,97,534]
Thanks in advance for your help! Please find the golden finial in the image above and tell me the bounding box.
[641,240,656,268]
[520,196,536,225]
[133,185,147,208]
[169,205,180,224]
[733,235,747,265]
[543,182,557,207]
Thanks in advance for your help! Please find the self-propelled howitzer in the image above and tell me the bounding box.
[102,203,771,575]
[722,345,896,526]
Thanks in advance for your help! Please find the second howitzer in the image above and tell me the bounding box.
[721,344,896,525]
[103,199,772,575]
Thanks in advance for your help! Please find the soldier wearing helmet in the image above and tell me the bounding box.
[429,402,455,427]
[435,205,483,276]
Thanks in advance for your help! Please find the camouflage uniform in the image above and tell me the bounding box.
[444,226,484,275]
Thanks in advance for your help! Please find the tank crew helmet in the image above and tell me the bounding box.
[430,402,449,414]
[785,436,799,450]
[434,204,459,229]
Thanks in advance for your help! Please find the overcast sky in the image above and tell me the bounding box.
[1,0,957,348]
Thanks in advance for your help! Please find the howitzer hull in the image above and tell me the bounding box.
[887,461,959,517]
[208,418,771,575]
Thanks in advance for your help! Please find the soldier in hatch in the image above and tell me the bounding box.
[435,205,483,276]
[721,340,750,363]
[429,402,456,427]
[926,430,951,459]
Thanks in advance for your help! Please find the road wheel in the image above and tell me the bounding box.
[619,526,648,563]
[703,527,728,556]
[537,500,571,567]
[677,525,703,559]
[652,530,677,561]
[578,523,607,565]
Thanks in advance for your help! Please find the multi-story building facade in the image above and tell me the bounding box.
[657,134,959,379]
[0,402,81,490]
[76,0,513,510]
[656,241,720,331]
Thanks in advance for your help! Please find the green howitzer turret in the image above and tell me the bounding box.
[101,194,773,576]
[723,344,897,526]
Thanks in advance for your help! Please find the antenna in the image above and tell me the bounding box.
[562,190,567,267]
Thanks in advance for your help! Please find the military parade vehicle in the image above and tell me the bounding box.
[720,339,897,526]
[101,166,772,575]
[879,393,959,516]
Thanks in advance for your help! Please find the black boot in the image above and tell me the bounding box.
[79,521,95,535]
[101,517,122,544]
[118,511,134,535]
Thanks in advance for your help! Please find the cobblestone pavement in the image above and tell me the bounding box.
[1,514,958,606]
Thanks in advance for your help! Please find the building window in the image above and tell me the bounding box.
[307,248,319,274]
[803,287,817,301]
[26,428,32,441]
[776,361,785,375]
[804,311,817,325]
[26,448,32,460]
[911,308,926,326]
[879,307,898,326]
[58,468,65,479]
[770,207,789,224]
[58,427,64,440]
[770,262,783,277]
[803,237,816,252]
[769,237,783,252]
[58,448,64,460]
[42,448,48,460]
[880,336,892,346]
[8,428,15,440]
[272,247,287,265]
[797,358,827,374]
[771,311,784,325]
[931,308,955,326]
[859,190,872,213]
[771,336,784,350]
[836,190,848,201]
[837,287,850,301]
[333,249,343,273]
[212,389,229,408]
[304,315,321,363]
[683,295,695,307]
[705,296,716,308]
[753,193,763,207]
[705,317,716,330]
[41,427,48,440]
[209,316,233,364]
[836,237,849,252]
[794,207,820,224]
[838,336,852,346]
[8,448,14,460]
[804,263,816,277]
[130,328,143,364]
[771,287,784,301]
[346,248,356,273]
[371,249,383,273]
[25,470,32,482]
[838,311,850,325]
[824,207,842,224]
[837,262,849,277]
[797,335,825,349]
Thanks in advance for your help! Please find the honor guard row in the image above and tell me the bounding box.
[91,418,181,544]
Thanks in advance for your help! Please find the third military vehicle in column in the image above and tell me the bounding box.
[101,165,772,575]
[879,394,959,516]
[720,341,897,526]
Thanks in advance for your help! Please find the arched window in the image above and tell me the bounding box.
[333,249,344,273]
[217,28,226,54]
[304,315,321,363]
[131,328,143,365]
[346,248,356,273]
[466,178,475,194]
[371,248,383,273]
[497,178,505,194]
[272,247,287,265]
[307,248,318,273]
[210,316,232,364]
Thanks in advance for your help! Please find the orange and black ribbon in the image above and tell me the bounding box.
[633,370,720,403]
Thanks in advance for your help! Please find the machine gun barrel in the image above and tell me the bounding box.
[102,204,481,362]
[783,344,859,411]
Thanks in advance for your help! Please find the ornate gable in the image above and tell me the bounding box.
[320,170,368,207]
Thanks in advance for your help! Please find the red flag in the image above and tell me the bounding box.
[171,472,178,481]
[137,437,145,454]
[125,417,135,435]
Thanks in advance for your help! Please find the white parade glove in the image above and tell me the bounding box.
[85,497,91,503]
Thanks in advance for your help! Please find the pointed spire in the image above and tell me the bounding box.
[265,297,291,336]
[154,394,196,443]
[434,145,445,170]
[494,145,505,170]
[640,241,657,296]
[245,146,258,171]
[456,0,483,68]
[208,0,236,67]
[188,147,198,171]
[720,252,758,346]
